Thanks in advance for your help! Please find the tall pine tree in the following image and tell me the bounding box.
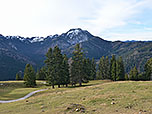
[90,58,96,80]
[97,56,105,79]
[16,71,22,80]
[53,46,63,88]
[71,44,84,86]
[125,73,129,80]
[116,56,125,80]
[62,54,70,87]
[97,56,110,80]
[23,64,36,87]
[144,58,152,80]
[105,56,110,79]
[36,67,46,80]
[81,58,89,82]
[110,55,117,81]
[129,66,138,80]
[83,58,93,81]
[45,48,55,88]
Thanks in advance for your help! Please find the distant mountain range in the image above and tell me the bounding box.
[124,40,152,42]
[0,28,152,80]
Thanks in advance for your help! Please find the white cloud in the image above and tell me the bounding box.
[0,0,152,41]
[103,32,152,41]
[144,27,152,31]
[84,0,152,41]
[84,0,151,33]
[0,0,93,36]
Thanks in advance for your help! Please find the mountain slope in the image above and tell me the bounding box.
[110,41,152,72]
[0,29,151,80]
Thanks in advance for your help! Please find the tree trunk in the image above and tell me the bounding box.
[52,84,55,89]
[79,79,82,86]
[79,82,82,86]
[58,84,60,88]
[66,84,68,87]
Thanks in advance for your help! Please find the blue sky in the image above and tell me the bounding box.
[0,0,152,41]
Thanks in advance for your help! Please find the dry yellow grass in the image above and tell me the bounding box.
[0,80,152,114]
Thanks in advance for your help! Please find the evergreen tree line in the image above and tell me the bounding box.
[126,58,152,81]
[96,55,152,81]
[16,44,152,87]
[97,55,125,81]
[44,44,96,88]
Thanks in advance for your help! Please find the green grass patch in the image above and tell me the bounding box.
[0,81,47,100]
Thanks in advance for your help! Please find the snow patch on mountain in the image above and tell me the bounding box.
[67,34,88,45]
[19,37,26,42]
[30,37,46,43]
[66,29,88,45]
[5,35,47,43]
[67,29,80,37]
[6,36,26,42]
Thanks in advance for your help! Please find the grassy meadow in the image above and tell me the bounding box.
[0,80,152,114]
[0,81,47,100]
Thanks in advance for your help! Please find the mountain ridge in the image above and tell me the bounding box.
[0,28,152,80]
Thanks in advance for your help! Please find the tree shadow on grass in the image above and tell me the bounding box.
[67,84,92,88]
[66,80,111,88]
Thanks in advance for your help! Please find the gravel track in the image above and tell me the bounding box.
[0,89,47,103]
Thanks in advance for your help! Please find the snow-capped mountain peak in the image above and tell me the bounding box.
[67,29,81,37]
[1,28,94,45]
[65,28,89,45]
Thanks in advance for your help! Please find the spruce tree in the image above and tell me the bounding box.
[81,58,95,82]
[71,44,84,86]
[105,56,110,79]
[116,58,121,81]
[144,58,152,80]
[125,73,129,80]
[23,64,36,87]
[36,67,46,80]
[97,56,110,80]
[129,68,134,80]
[70,60,78,86]
[45,48,55,88]
[138,73,144,81]
[62,54,70,87]
[82,58,89,81]
[90,58,96,80]
[97,56,105,79]
[110,55,117,81]
[16,71,22,80]
[133,66,139,81]
[83,58,92,81]
[53,46,63,88]
[129,66,138,80]
[116,56,125,80]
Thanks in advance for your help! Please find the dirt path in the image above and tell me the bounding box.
[0,89,47,103]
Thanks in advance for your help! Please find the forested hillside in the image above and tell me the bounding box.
[0,28,151,80]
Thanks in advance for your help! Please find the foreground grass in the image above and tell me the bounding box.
[0,80,152,114]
